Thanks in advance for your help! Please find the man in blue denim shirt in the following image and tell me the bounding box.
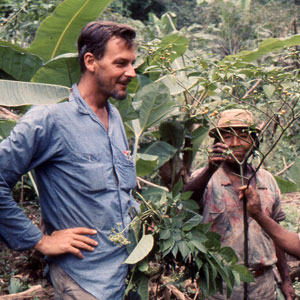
[0,21,138,300]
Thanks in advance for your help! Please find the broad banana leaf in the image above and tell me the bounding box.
[0,41,43,81]
[0,120,17,141]
[224,34,300,63]
[31,53,80,87]
[29,0,114,61]
[0,80,70,107]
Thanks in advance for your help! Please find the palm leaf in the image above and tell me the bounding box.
[0,42,43,81]
[29,0,114,61]
[0,80,70,107]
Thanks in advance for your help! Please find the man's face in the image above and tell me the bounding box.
[93,37,136,100]
[221,128,254,162]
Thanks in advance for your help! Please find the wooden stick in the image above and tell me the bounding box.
[0,106,19,120]
[275,161,295,176]
[242,79,262,99]
[161,278,193,300]
[0,285,43,299]
[137,177,169,192]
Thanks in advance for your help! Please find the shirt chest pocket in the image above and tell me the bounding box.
[72,162,107,192]
[204,191,230,236]
[115,155,136,190]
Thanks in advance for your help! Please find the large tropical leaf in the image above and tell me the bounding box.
[0,42,43,81]
[274,176,299,193]
[137,275,149,300]
[110,97,138,124]
[159,121,184,149]
[29,0,114,61]
[0,80,70,107]
[123,234,154,264]
[139,141,177,168]
[0,120,17,141]
[126,81,178,140]
[31,53,80,87]
[286,158,300,186]
[224,35,300,63]
[158,52,199,95]
[135,153,159,177]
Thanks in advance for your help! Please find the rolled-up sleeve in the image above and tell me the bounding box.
[0,106,61,251]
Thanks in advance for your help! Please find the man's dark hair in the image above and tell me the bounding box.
[77,21,136,73]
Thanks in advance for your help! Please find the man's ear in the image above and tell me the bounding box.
[84,52,97,72]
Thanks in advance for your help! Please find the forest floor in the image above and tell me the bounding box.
[1,192,300,300]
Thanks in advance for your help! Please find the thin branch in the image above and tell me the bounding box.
[242,79,262,99]
[137,177,169,192]
[161,278,193,300]
[275,161,295,176]
[0,106,20,120]
[246,115,299,187]
[0,0,29,28]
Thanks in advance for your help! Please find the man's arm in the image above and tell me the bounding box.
[240,185,300,259]
[0,107,98,256]
[183,142,228,201]
[275,245,296,300]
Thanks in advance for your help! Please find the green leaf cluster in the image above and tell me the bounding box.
[121,186,253,299]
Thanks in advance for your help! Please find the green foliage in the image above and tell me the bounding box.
[224,35,300,63]
[120,188,253,299]
[0,41,43,81]
[123,234,154,264]
[0,0,63,46]
[1,0,300,298]
[275,176,299,194]
[29,0,114,61]
[185,0,299,58]
[109,0,166,22]
[0,80,70,106]
[31,53,81,86]
[0,120,17,141]
[8,277,24,294]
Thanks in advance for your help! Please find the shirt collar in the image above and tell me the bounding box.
[70,84,115,120]
[217,165,267,189]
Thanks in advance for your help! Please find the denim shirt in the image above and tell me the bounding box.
[0,84,137,300]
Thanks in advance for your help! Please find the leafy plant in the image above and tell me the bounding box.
[8,277,25,294]
[1,0,300,299]
[117,186,253,299]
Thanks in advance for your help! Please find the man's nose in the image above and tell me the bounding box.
[231,135,241,146]
[125,64,136,78]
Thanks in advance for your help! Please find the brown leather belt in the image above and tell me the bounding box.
[251,266,273,278]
